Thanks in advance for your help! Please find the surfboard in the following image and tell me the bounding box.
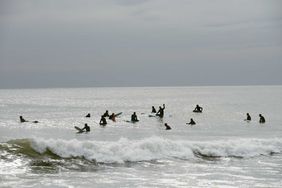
[148,115,156,117]
[74,126,84,133]
[115,112,122,117]
[125,120,139,123]
[193,110,202,113]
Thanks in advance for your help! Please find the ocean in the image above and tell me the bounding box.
[0,86,282,188]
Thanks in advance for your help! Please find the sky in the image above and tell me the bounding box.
[0,0,281,89]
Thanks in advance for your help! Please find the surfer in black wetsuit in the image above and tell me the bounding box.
[103,110,110,118]
[19,116,38,123]
[164,123,171,130]
[187,118,196,125]
[156,104,165,118]
[259,114,265,123]
[20,116,28,123]
[85,113,91,118]
[99,115,107,126]
[245,113,251,121]
[193,104,203,113]
[82,123,90,132]
[152,106,156,113]
[109,113,116,122]
[131,112,139,122]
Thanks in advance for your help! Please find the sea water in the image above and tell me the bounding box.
[0,86,282,188]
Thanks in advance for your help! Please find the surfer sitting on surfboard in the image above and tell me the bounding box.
[85,113,91,118]
[19,116,39,123]
[152,106,156,113]
[187,118,196,125]
[20,116,28,123]
[109,113,116,122]
[99,115,107,126]
[81,123,90,132]
[245,113,251,121]
[193,104,203,113]
[259,114,265,123]
[103,110,110,118]
[131,112,139,122]
[164,123,171,130]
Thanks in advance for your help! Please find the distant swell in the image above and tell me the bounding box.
[1,137,282,164]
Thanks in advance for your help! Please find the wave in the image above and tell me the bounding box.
[1,137,282,164]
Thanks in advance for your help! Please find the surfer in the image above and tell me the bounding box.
[19,116,38,123]
[152,106,156,113]
[109,113,116,122]
[85,113,91,118]
[193,104,203,113]
[156,104,165,118]
[99,115,107,126]
[245,113,251,121]
[259,114,265,123]
[131,112,139,122]
[103,110,110,118]
[187,118,196,125]
[81,123,90,132]
[19,116,28,123]
[164,123,171,130]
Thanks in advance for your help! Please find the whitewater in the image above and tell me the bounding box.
[0,86,282,188]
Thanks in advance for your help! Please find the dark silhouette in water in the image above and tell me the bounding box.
[81,123,90,132]
[85,113,91,118]
[109,113,116,122]
[99,115,107,126]
[103,110,110,118]
[245,113,251,121]
[19,116,38,123]
[259,114,265,123]
[151,106,156,113]
[156,104,165,118]
[20,116,28,123]
[187,118,196,125]
[131,112,139,122]
[164,123,171,130]
[193,104,203,113]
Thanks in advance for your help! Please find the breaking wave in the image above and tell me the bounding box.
[1,137,282,164]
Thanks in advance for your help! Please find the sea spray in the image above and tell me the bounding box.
[25,137,282,163]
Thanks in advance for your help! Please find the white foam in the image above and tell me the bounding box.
[30,137,282,163]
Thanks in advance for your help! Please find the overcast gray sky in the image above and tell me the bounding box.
[0,0,281,89]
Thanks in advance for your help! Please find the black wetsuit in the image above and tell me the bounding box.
[165,123,171,130]
[100,116,107,125]
[82,124,90,132]
[152,106,156,113]
[20,116,28,123]
[156,106,165,118]
[131,113,139,122]
[259,115,265,123]
[188,119,196,125]
[246,114,251,121]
